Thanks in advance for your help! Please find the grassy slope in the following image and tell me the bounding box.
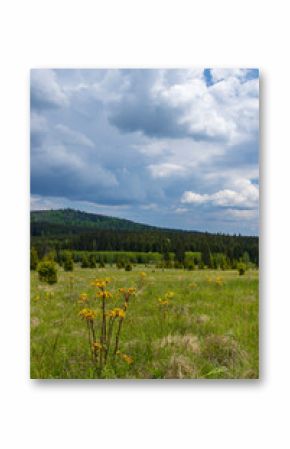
[31,267,259,379]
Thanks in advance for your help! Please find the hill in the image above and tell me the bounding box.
[31,208,158,232]
[30,209,259,265]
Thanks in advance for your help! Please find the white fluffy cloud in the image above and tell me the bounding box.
[181,178,259,209]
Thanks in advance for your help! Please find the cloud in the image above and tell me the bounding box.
[30,69,259,234]
[181,179,259,209]
[107,69,258,145]
[31,69,68,110]
[55,124,94,148]
[148,163,187,178]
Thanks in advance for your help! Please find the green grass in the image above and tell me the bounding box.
[30,267,259,379]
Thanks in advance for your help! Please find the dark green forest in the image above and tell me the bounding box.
[31,209,259,267]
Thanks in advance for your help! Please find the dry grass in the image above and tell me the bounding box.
[165,355,197,379]
[155,334,201,354]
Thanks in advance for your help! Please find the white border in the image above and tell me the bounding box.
[0,1,289,448]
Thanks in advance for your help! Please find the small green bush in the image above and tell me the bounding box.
[186,262,195,271]
[125,263,132,271]
[88,254,97,268]
[37,260,57,284]
[63,252,74,271]
[81,254,90,268]
[237,262,247,276]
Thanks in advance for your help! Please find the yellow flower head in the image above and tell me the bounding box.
[118,352,133,365]
[91,278,111,289]
[79,293,88,303]
[165,291,174,299]
[92,341,102,351]
[140,271,147,277]
[96,290,113,300]
[79,308,97,321]
[158,298,169,306]
[119,287,136,296]
[215,276,224,286]
[114,308,126,318]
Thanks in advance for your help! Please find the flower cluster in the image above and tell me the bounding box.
[79,277,134,373]
[96,290,113,300]
[91,278,111,289]
[106,308,126,319]
[157,291,174,307]
[79,308,97,321]
[119,287,136,296]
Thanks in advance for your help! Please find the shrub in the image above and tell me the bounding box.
[174,261,183,269]
[63,251,74,271]
[125,263,132,271]
[37,260,57,284]
[88,254,97,268]
[237,262,247,275]
[198,260,205,270]
[186,262,195,271]
[30,247,38,271]
[99,260,105,268]
[81,254,90,268]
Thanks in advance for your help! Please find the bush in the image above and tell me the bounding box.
[186,262,195,271]
[63,251,74,271]
[99,260,105,268]
[237,262,247,276]
[198,260,205,270]
[30,247,38,271]
[116,260,125,269]
[81,254,90,268]
[88,254,97,268]
[37,260,57,284]
[125,263,132,271]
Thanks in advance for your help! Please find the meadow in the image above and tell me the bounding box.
[30,266,259,379]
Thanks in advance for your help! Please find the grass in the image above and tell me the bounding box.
[30,266,259,379]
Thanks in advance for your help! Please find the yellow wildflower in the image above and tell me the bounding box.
[158,298,169,306]
[119,287,136,296]
[118,352,133,364]
[114,308,126,318]
[215,276,224,286]
[79,293,88,303]
[96,290,113,300]
[165,291,174,299]
[92,341,102,351]
[91,278,111,289]
[79,308,97,321]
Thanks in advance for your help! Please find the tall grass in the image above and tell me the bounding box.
[31,267,259,379]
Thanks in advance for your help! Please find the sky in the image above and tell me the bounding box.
[30,68,259,235]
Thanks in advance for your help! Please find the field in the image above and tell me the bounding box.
[31,267,259,379]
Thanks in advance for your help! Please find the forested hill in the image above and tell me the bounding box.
[31,209,159,232]
[31,209,259,265]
